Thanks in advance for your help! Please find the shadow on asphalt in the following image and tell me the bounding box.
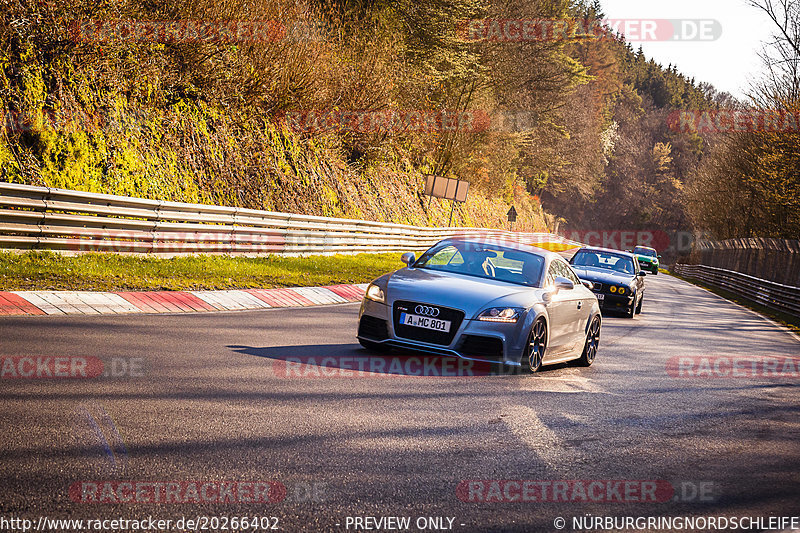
[227,343,570,378]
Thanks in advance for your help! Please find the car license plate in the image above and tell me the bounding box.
[399,312,451,332]
[596,294,604,301]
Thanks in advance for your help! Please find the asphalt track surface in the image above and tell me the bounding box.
[1,274,799,532]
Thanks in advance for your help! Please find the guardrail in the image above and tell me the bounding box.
[0,182,580,256]
[694,237,799,287]
[673,263,800,319]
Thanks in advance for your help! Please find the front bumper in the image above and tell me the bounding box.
[639,260,659,272]
[596,292,634,311]
[357,298,527,366]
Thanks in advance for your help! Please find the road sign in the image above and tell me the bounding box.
[507,206,518,222]
[424,175,471,227]
[424,175,470,202]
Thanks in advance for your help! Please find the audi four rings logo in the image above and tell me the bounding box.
[415,305,440,317]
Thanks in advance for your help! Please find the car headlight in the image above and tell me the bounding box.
[610,286,617,293]
[478,307,523,323]
[365,283,386,303]
[618,287,626,295]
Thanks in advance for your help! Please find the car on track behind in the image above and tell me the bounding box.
[569,247,647,318]
[357,238,602,373]
[632,245,661,275]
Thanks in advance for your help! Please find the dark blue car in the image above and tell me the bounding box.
[569,247,647,318]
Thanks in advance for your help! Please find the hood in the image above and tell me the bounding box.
[386,267,542,317]
[636,255,656,263]
[571,266,636,286]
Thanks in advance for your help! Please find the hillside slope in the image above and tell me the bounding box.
[0,0,555,231]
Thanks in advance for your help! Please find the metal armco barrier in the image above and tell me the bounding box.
[0,182,579,256]
[694,237,800,286]
[673,263,800,319]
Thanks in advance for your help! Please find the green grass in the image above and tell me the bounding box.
[0,251,412,292]
[668,269,800,335]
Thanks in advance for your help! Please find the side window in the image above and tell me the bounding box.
[552,261,563,280]
[423,245,462,267]
[545,262,559,287]
[560,261,581,285]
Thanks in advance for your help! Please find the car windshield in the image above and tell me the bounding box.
[633,247,657,257]
[415,242,545,287]
[572,250,636,274]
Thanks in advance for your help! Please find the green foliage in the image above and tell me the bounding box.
[1,0,742,239]
[541,2,718,233]
[688,125,800,239]
[0,0,559,231]
[686,0,800,240]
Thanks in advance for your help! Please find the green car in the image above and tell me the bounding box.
[632,246,660,274]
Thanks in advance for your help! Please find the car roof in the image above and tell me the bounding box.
[574,246,637,259]
[632,245,656,251]
[440,237,563,262]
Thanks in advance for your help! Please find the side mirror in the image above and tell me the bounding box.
[401,252,416,266]
[581,280,594,290]
[554,276,575,291]
[638,271,647,277]
[657,255,662,259]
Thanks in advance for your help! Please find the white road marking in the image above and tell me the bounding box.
[502,405,584,469]
[517,374,616,395]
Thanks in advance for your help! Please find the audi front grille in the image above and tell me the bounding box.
[392,300,465,346]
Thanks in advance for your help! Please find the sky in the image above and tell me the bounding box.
[599,0,776,99]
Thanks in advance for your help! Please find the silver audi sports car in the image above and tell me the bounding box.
[357,238,602,373]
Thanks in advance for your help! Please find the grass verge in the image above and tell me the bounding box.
[668,268,800,335]
[0,251,412,292]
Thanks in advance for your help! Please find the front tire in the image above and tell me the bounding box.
[576,315,601,367]
[626,295,637,319]
[521,318,547,373]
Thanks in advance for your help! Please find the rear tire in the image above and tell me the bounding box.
[576,315,601,367]
[521,318,547,374]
